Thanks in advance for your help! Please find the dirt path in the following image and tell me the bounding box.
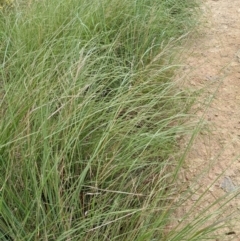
[176,0,240,239]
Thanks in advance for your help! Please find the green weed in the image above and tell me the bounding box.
[0,0,215,240]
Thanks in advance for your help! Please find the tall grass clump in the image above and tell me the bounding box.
[0,0,199,240]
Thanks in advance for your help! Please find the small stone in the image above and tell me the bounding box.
[209,186,215,192]
[191,194,200,201]
[220,176,237,193]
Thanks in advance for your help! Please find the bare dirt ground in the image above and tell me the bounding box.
[175,0,240,240]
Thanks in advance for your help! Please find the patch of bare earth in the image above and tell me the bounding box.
[174,0,240,240]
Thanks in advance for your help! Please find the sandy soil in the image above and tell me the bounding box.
[175,0,240,240]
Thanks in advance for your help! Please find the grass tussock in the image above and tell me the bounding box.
[0,0,201,240]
